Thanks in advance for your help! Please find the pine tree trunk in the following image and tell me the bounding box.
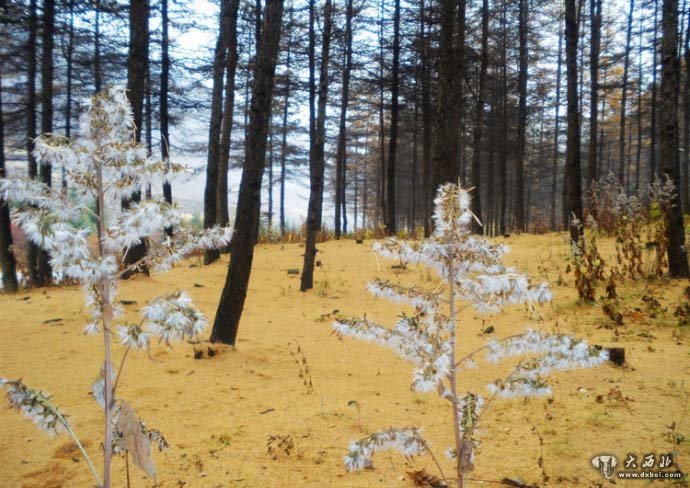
[551,14,563,230]
[268,133,274,229]
[378,0,385,226]
[280,6,293,237]
[635,13,644,191]
[94,0,102,92]
[63,0,74,189]
[355,144,369,229]
[651,0,660,183]
[498,0,508,235]
[123,0,149,275]
[471,0,489,234]
[37,0,55,286]
[0,68,18,292]
[588,0,602,193]
[618,0,635,186]
[515,0,528,231]
[421,0,432,236]
[301,0,333,291]
[210,0,284,345]
[203,0,231,265]
[565,0,583,242]
[433,0,460,188]
[354,163,359,229]
[279,8,293,237]
[218,0,241,229]
[456,0,466,186]
[385,0,400,235]
[599,66,607,177]
[411,93,418,229]
[334,0,354,239]
[682,3,690,212]
[160,0,173,237]
[145,53,152,200]
[660,0,690,276]
[26,0,39,286]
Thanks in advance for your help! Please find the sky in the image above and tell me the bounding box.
[167,0,316,227]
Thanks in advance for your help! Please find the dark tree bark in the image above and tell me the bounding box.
[551,14,563,230]
[210,0,285,345]
[565,0,583,242]
[26,0,39,286]
[456,0,466,185]
[588,0,602,191]
[255,0,262,46]
[651,0,660,183]
[125,1,147,140]
[682,2,690,212]
[498,0,508,235]
[363,146,368,229]
[309,0,316,212]
[123,0,149,276]
[160,0,173,237]
[377,0,385,225]
[301,0,333,291]
[26,0,37,184]
[268,133,274,228]
[203,0,232,265]
[421,0,432,236]
[94,0,102,93]
[618,0,635,186]
[40,0,54,167]
[432,0,461,188]
[354,155,359,229]
[0,68,18,292]
[334,0,354,239]
[63,0,75,189]
[37,0,55,286]
[218,0,241,229]
[411,83,418,229]
[384,0,400,235]
[660,0,690,276]
[635,13,644,191]
[471,0,489,234]
[598,66,607,177]
[145,52,152,200]
[515,0,528,231]
[279,8,293,237]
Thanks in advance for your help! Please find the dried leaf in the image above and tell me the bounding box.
[499,477,538,488]
[459,436,475,473]
[90,363,114,410]
[406,469,447,487]
[116,401,157,481]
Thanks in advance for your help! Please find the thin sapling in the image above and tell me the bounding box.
[0,87,232,487]
[333,183,608,487]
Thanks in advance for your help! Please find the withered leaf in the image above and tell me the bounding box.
[406,469,447,487]
[117,401,157,481]
[90,363,114,410]
[459,436,475,473]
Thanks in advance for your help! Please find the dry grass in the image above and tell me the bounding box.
[0,232,688,487]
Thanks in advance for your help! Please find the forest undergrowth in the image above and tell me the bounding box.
[1,232,689,487]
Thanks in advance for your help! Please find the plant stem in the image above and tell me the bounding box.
[112,345,131,398]
[447,254,464,488]
[95,152,113,488]
[453,333,527,368]
[125,452,131,488]
[49,402,102,486]
[420,436,449,486]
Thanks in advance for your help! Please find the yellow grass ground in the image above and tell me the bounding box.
[1,233,689,488]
